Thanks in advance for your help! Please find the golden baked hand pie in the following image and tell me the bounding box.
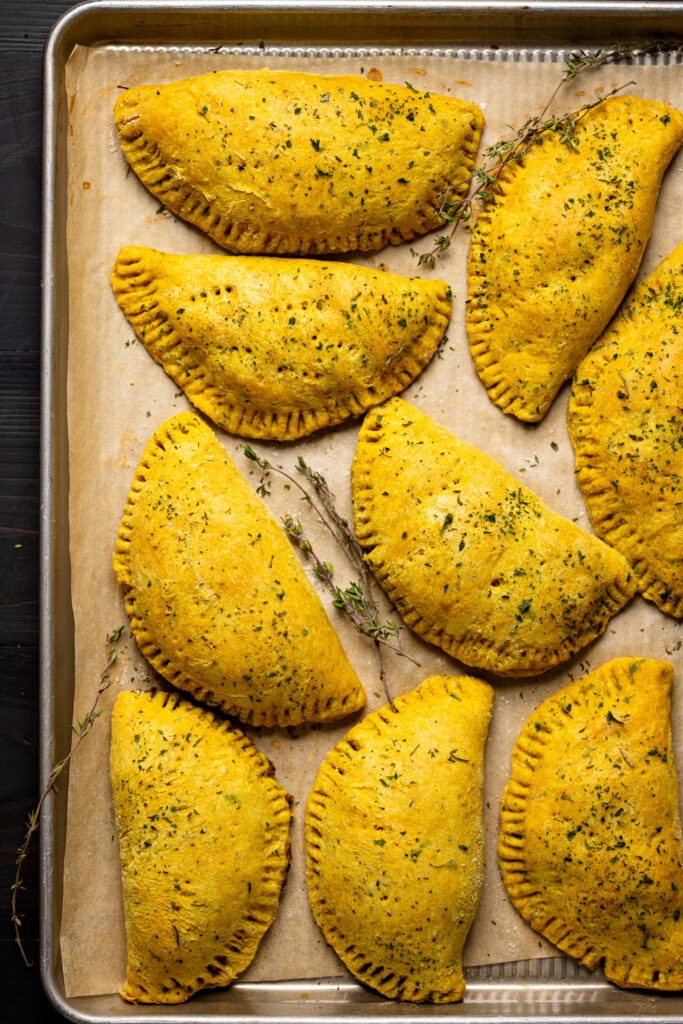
[568,243,683,618]
[111,688,291,1003]
[113,413,365,726]
[351,397,636,677]
[306,674,493,1002]
[111,246,451,440]
[467,96,683,422]
[499,657,683,991]
[114,69,483,255]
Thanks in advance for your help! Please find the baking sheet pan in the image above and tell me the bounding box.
[41,2,683,1021]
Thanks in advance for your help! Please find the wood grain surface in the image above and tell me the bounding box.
[1,2,73,1018]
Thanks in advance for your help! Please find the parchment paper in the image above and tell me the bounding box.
[60,44,683,999]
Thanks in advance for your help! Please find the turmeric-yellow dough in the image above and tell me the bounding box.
[306,674,493,1002]
[499,657,683,990]
[110,689,291,1003]
[113,413,365,726]
[114,69,483,255]
[467,96,683,421]
[111,245,451,440]
[351,397,636,677]
[568,242,683,618]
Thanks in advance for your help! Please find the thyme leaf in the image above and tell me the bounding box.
[243,445,420,710]
[416,41,670,267]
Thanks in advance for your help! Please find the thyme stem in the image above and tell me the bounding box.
[243,446,421,710]
[416,41,667,267]
[11,626,125,966]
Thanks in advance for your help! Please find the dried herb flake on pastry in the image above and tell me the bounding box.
[306,673,493,1002]
[113,413,366,726]
[568,243,683,618]
[111,246,451,440]
[499,657,683,991]
[351,397,636,677]
[114,69,483,255]
[111,689,291,1003]
[467,96,683,421]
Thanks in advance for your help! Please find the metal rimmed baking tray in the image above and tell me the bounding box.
[41,2,683,1021]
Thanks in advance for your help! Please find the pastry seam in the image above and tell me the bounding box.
[110,248,452,441]
[114,689,291,1003]
[498,659,683,990]
[112,414,363,726]
[351,405,635,677]
[116,86,483,255]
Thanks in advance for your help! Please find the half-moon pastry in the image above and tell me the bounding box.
[111,688,291,1003]
[568,243,683,618]
[306,673,493,1002]
[113,413,366,726]
[111,246,452,441]
[499,657,683,991]
[467,96,683,422]
[351,397,636,677]
[114,69,484,255]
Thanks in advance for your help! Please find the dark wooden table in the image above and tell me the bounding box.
[1,2,77,1018]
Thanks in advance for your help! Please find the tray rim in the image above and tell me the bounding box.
[40,2,683,1021]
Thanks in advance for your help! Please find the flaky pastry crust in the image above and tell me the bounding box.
[306,674,493,1002]
[110,689,291,1003]
[111,246,451,440]
[351,397,636,677]
[114,69,483,255]
[568,243,683,617]
[499,657,683,991]
[467,96,683,421]
[113,413,365,726]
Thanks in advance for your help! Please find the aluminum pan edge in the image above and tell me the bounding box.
[41,2,683,1021]
[41,0,683,48]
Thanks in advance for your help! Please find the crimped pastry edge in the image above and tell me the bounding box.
[497,657,683,991]
[110,246,452,441]
[466,96,683,423]
[112,687,292,1003]
[351,400,636,678]
[305,674,493,1003]
[567,253,683,619]
[114,73,483,256]
[112,413,365,726]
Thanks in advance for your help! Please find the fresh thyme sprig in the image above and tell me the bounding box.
[12,626,125,966]
[243,445,419,710]
[417,41,667,267]
[282,514,407,657]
